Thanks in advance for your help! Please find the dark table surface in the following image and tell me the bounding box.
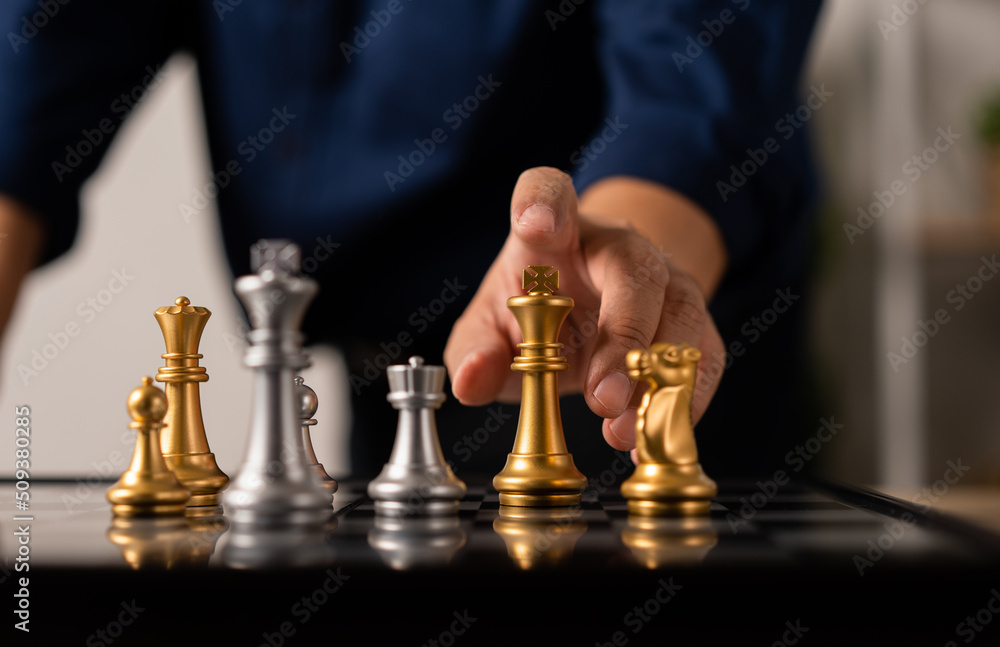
[3,477,999,646]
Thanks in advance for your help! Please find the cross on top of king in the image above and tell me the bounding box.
[523,265,559,295]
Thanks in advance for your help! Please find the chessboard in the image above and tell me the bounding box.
[4,477,1000,646]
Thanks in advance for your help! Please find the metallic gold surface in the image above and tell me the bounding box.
[106,516,192,569]
[621,515,718,568]
[493,266,587,506]
[154,297,229,513]
[492,505,587,569]
[621,343,717,516]
[106,377,192,517]
[178,515,230,566]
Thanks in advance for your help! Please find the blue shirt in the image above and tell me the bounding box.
[0,0,824,475]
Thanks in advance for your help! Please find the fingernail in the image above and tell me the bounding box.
[455,350,480,380]
[517,204,556,233]
[609,411,636,446]
[594,371,631,415]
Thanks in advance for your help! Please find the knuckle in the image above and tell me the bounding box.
[617,237,670,294]
[663,279,707,336]
[604,314,655,352]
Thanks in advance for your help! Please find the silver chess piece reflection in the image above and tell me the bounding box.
[225,239,332,526]
[296,376,338,502]
[368,356,466,516]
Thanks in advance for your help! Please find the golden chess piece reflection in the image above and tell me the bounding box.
[621,516,718,569]
[621,343,717,516]
[175,515,230,567]
[154,297,229,516]
[493,505,588,569]
[492,266,587,507]
[107,377,192,517]
[106,516,192,570]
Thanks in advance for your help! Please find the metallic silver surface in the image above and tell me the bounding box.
[296,376,338,500]
[368,515,466,570]
[367,356,467,516]
[225,240,333,527]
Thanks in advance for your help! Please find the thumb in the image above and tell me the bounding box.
[509,167,580,254]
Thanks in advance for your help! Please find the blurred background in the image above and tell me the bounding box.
[2,0,999,492]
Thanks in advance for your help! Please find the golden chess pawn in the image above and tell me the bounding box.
[154,297,229,516]
[107,377,192,517]
[492,266,587,507]
[621,343,717,516]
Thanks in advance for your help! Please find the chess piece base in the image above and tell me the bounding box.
[185,504,224,518]
[308,463,339,496]
[107,473,191,518]
[111,503,188,518]
[499,492,582,507]
[626,499,711,516]
[163,452,228,509]
[493,452,587,507]
[621,463,717,517]
[374,500,460,517]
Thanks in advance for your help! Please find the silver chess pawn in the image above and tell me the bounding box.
[368,356,467,516]
[296,376,338,502]
[225,239,332,526]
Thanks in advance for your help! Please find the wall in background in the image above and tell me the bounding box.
[0,55,351,485]
[3,1,999,490]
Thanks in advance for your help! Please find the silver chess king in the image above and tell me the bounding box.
[225,239,332,526]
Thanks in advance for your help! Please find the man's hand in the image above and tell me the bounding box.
[444,167,726,452]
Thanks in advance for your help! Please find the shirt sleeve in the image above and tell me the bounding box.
[573,0,824,272]
[0,1,186,264]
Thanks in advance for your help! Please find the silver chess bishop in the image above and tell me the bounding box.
[368,356,466,516]
[225,239,332,526]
